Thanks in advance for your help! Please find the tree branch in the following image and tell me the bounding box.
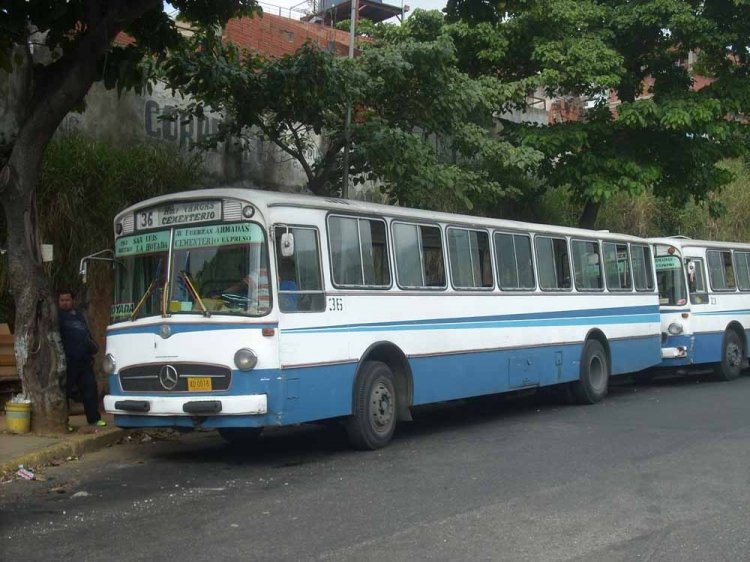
[16,0,160,168]
[253,118,315,183]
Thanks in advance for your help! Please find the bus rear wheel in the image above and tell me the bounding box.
[571,339,609,404]
[346,361,397,450]
[218,427,262,446]
[714,330,744,382]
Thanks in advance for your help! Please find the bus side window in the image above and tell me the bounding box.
[632,244,654,291]
[707,250,737,291]
[736,252,750,292]
[535,236,571,290]
[571,239,603,291]
[329,216,391,288]
[603,242,631,291]
[393,222,446,289]
[494,232,536,290]
[687,258,709,304]
[274,226,325,312]
[447,227,493,290]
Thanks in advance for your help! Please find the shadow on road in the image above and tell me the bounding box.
[139,370,748,467]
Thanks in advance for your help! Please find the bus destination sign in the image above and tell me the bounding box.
[135,200,221,230]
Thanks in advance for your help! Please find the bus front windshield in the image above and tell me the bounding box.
[655,254,688,307]
[112,223,270,323]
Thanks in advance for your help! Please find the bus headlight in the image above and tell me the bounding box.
[102,353,116,375]
[234,348,258,371]
[667,322,684,336]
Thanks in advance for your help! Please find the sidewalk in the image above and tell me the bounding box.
[0,411,129,476]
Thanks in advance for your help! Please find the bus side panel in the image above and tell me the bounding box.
[408,343,583,405]
[608,335,662,375]
[691,331,726,364]
[275,363,358,425]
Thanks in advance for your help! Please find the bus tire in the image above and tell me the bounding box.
[571,340,609,404]
[346,361,397,450]
[714,330,744,382]
[218,427,262,446]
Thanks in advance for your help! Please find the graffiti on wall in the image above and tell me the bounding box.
[144,100,223,149]
[59,114,82,135]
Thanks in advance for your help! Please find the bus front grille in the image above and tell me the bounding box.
[119,363,232,392]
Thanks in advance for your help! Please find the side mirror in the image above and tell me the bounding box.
[79,249,115,285]
[280,232,295,257]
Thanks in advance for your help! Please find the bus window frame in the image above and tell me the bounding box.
[631,243,656,292]
[601,241,633,293]
[273,224,326,314]
[493,230,537,292]
[685,256,709,305]
[446,225,495,292]
[326,213,393,291]
[534,234,573,292]
[706,249,738,293]
[571,238,605,293]
[733,251,750,292]
[391,220,448,291]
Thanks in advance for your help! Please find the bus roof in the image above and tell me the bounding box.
[649,236,750,252]
[117,187,652,242]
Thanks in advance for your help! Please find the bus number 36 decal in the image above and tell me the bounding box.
[327,297,344,312]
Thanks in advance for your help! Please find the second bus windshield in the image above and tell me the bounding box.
[655,254,687,306]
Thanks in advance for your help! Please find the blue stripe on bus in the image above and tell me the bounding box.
[107,322,279,336]
[281,305,660,335]
[109,334,661,429]
[692,308,750,317]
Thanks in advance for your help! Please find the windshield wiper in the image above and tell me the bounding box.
[130,278,158,321]
[130,259,164,321]
[180,270,210,317]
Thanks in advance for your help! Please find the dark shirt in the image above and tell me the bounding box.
[58,309,94,363]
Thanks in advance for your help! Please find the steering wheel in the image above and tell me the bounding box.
[221,293,251,310]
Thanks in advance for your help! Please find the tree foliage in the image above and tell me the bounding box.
[0,135,201,328]
[445,0,750,226]
[162,9,544,211]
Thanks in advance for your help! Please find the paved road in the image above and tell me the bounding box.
[2,373,750,562]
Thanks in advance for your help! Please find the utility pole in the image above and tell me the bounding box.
[342,0,357,199]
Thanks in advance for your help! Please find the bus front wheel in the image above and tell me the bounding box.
[346,361,397,450]
[571,340,609,404]
[714,330,744,382]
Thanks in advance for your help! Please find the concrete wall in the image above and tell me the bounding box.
[58,81,315,191]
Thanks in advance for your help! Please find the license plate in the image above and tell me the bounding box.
[187,377,212,392]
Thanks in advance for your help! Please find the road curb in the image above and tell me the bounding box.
[0,428,131,475]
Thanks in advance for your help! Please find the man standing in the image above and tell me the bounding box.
[57,290,106,428]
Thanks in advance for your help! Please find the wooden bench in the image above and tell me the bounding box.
[0,324,22,404]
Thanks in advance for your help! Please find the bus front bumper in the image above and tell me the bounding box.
[661,346,688,359]
[103,394,268,416]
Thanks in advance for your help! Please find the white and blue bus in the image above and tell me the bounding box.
[101,189,662,449]
[649,237,750,381]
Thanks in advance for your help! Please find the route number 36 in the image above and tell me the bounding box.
[139,211,154,228]
[327,297,343,312]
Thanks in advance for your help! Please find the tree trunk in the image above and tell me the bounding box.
[3,182,67,433]
[0,0,177,432]
[578,199,601,230]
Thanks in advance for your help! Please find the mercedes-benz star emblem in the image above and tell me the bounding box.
[158,364,179,390]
